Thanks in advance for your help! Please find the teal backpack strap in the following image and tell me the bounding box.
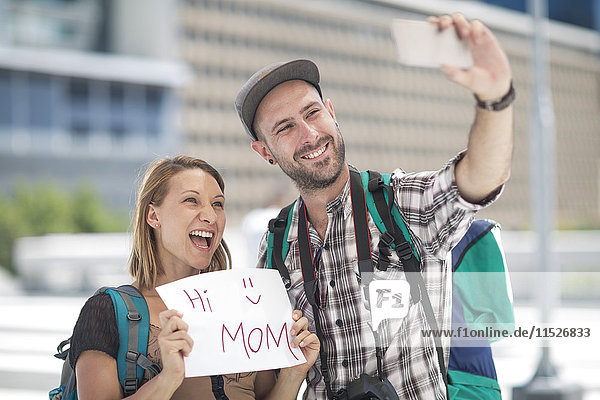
[104,285,158,395]
[361,169,449,395]
[267,202,295,288]
[360,170,418,260]
[50,286,159,400]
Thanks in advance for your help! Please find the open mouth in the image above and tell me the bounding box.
[301,142,328,160]
[189,230,214,250]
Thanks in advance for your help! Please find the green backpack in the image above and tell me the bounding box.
[266,169,513,400]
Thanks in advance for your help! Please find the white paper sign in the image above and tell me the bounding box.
[368,279,410,332]
[391,19,473,69]
[156,269,306,377]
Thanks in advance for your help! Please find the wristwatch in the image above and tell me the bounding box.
[475,81,516,111]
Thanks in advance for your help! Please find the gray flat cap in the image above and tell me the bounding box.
[234,59,322,141]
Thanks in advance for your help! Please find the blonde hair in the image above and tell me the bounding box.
[129,155,231,290]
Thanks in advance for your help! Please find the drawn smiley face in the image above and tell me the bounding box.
[242,277,262,304]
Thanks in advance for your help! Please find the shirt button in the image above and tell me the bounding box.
[342,360,349,368]
[336,319,343,327]
[329,280,335,288]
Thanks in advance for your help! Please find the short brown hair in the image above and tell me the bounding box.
[129,155,231,290]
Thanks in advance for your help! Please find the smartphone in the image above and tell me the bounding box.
[391,19,473,69]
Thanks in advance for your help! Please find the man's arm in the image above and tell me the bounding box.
[430,13,514,203]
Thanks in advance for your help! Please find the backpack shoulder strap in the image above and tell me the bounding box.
[267,202,296,288]
[362,170,449,394]
[50,286,158,400]
[101,285,156,396]
[360,170,419,260]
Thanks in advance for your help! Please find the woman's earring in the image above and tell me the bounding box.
[155,224,159,227]
[269,159,274,164]
[334,121,339,127]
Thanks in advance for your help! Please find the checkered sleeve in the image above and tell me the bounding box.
[255,230,269,269]
[390,151,503,262]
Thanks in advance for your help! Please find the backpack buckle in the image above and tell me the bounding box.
[397,242,413,261]
[146,362,162,378]
[368,176,384,192]
[127,311,141,321]
[379,231,394,247]
[125,351,139,363]
[124,377,138,394]
[268,217,286,233]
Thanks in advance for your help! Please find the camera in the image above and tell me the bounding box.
[336,373,399,400]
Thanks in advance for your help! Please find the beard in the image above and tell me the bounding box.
[270,127,346,192]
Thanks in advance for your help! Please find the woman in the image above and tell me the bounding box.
[70,156,319,399]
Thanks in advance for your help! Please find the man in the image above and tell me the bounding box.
[235,14,513,400]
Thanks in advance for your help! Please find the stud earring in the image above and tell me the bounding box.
[334,121,339,127]
[268,159,274,164]
[155,224,159,227]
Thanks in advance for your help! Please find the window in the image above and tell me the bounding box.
[145,86,164,136]
[28,73,53,128]
[69,78,90,136]
[110,83,126,138]
[0,69,12,126]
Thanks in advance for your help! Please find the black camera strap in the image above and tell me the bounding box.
[297,169,386,399]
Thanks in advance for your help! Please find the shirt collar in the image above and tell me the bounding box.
[286,176,352,243]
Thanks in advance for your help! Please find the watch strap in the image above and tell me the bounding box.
[475,81,515,111]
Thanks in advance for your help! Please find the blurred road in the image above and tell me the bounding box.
[0,294,85,399]
[492,305,600,399]
[1,295,598,399]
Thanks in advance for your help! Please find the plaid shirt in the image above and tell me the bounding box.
[256,153,501,399]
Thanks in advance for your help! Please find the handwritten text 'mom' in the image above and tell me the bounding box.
[222,322,298,360]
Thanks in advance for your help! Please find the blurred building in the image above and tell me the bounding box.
[178,0,600,229]
[0,0,187,209]
[1,0,599,230]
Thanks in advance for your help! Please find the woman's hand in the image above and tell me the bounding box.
[287,310,320,376]
[156,309,194,392]
[260,310,320,400]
